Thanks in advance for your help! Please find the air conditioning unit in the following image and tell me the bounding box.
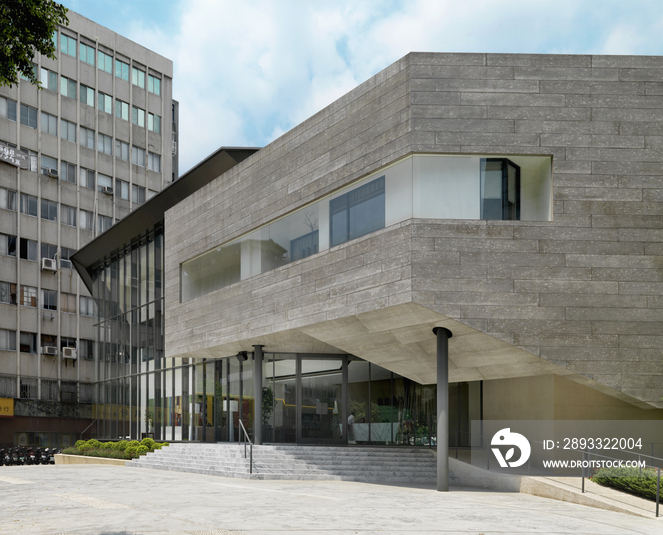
[46,168,58,179]
[62,347,77,359]
[102,186,114,196]
[42,346,58,356]
[42,258,57,272]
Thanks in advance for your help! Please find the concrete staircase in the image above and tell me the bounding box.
[127,443,456,483]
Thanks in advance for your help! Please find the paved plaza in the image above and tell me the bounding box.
[0,465,661,535]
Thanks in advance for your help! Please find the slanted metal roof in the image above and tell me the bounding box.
[71,146,259,292]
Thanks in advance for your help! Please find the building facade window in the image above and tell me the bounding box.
[148,153,161,172]
[80,85,95,106]
[115,139,129,161]
[79,339,95,359]
[330,176,385,247]
[98,92,112,114]
[115,59,129,81]
[132,184,145,204]
[98,215,112,233]
[41,289,57,311]
[41,199,58,222]
[80,296,96,317]
[20,104,37,129]
[62,204,77,227]
[0,96,17,121]
[132,106,145,127]
[60,34,76,57]
[19,238,37,261]
[131,146,145,166]
[0,187,17,211]
[20,286,37,307]
[41,111,57,136]
[0,233,17,257]
[19,62,37,81]
[61,293,76,314]
[61,119,76,142]
[98,133,113,155]
[148,74,161,95]
[148,113,161,133]
[40,67,57,91]
[132,67,145,88]
[41,154,57,175]
[0,329,17,351]
[115,99,129,121]
[60,76,76,99]
[80,168,94,189]
[61,161,76,183]
[41,242,58,261]
[60,247,76,269]
[98,174,112,192]
[480,158,521,221]
[20,193,38,217]
[80,126,95,149]
[98,50,112,73]
[80,42,95,65]
[115,179,129,200]
[0,282,17,305]
[80,209,94,231]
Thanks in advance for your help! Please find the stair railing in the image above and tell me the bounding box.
[238,419,253,474]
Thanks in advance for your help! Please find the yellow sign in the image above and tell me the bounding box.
[0,398,13,418]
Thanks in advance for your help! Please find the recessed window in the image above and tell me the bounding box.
[62,204,76,227]
[98,214,112,233]
[80,42,95,66]
[61,161,76,183]
[41,242,58,261]
[330,176,385,247]
[115,179,129,200]
[115,99,129,121]
[0,282,17,305]
[60,34,76,57]
[131,146,145,166]
[132,67,145,88]
[60,247,76,269]
[20,286,37,307]
[98,50,112,73]
[98,92,112,114]
[115,139,129,161]
[132,184,145,204]
[132,106,145,127]
[80,209,94,231]
[19,238,37,261]
[41,199,58,222]
[0,328,17,351]
[98,173,112,192]
[115,59,129,81]
[0,187,17,211]
[61,119,76,143]
[80,127,95,149]
[148,113,161,133]
[41,112,57,136]
[480,158,520,221]
[20,104,37,129]
[20,193,37,217]
[0,96,17,121]
[0,233,17,257]
[148,153,161,172]
[61,293,76,314]
[98,133,112,156]
[80,168,94,189]
[42,289,57,311]
[40,155,57,176]
[80,85,95,106]
[148,74,161,95]
[40,67,57,91]
[60,76,76,99]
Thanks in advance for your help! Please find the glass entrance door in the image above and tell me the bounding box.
[298,356,346,443]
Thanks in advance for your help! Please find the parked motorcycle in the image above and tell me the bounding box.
[40,448,50,465]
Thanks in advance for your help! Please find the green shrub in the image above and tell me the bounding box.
[136,445,149,456]
[161,442,169,448]
[114,440,128,451]
[126,440,140,449]
[74,440,86,449]
[125,445,138,458]
[86,439,102,450]
[591,466,659,501]
[102,442,115,450]
[78,443,93,452]
[140,437,156,451]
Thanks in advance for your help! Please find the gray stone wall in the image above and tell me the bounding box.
[165,53,662,408]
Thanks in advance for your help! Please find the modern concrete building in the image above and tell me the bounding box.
[73,52,663,450]
[0,11,176,448]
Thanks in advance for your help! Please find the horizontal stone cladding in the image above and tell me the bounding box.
[166,52,663,408]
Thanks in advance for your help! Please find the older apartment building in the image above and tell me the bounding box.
[0,10,176,447]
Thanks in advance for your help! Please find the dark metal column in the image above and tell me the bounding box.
[253,345,264,445]
[433,327,452,492]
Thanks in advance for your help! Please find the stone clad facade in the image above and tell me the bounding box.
[165,53,663,414]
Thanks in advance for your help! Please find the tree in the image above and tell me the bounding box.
[0,0,68,88]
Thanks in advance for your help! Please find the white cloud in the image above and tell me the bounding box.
[124,0,663,174]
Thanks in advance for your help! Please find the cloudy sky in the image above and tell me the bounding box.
[61,0,663,174]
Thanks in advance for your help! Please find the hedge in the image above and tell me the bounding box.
[591,466,660,501]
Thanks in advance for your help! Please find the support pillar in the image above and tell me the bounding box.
[433,327,452,492]
[253,345,264,445]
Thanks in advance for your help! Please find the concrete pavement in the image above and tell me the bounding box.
[1,464,661,535]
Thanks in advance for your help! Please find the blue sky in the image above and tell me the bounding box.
[61,0,663,174]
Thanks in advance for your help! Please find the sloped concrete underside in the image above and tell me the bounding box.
[179,301,653,409]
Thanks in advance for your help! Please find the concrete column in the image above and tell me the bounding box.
[253,345,264,445]
[433,327,452,492]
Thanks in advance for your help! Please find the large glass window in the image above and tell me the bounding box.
[115,140,129,161]
[98,133,112,155]
[80,127,95,149]
[480,158,520,221]
[98,50,112,73]
[41,289,57,310]
[20,285,37,307]
[330,176,385,247]
[115,99,129,121]
[41,199,58,221]
[19,238,37,261]
[115,59,129,81]
[132,106,145,127]
[61,120,76,142]
[148,74,160,95]
[20,104,37,129]
[41,112,57,136]
[80,42,95,66]
[148,113,160,133]
[40,67,57,91]
[0,282,17,305]
[132,67,145,88]
[20,193,37,216]
[62,161,76,183]
[0,96,17,121]
[80,85,94,106]
[0,187,17,211]
[0,233,17,257]
[60,34,76,57]
[80,168,94,189]
[0,328,16,350]
[60,76,76,99]
[98,92,112,114]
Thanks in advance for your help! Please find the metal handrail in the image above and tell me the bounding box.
[238,419,253,474]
